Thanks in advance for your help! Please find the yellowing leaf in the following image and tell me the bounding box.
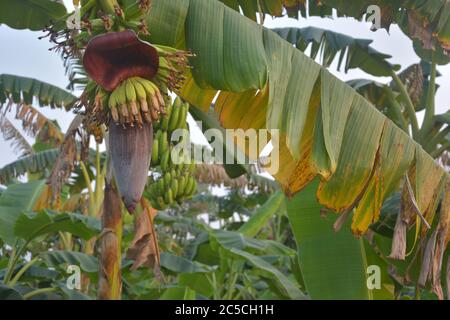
[312,69,354,179]
[317,95,385,212]
[352,120,415,235]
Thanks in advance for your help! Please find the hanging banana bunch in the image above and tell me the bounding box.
[63,0,193,213]
[145,97,197,210]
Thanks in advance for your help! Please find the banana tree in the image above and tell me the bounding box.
[1,0,450,300]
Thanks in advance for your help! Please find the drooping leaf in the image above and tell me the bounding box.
[0,74,76,109]
[352,120,415,235]
[160,252,216,274]
[317,94,385,212]
[146,0,448,243]
[0,115,32,158]
[14,210,100,242]
[40,250,99,273]
[238,190,284,237]
[0,180,46,245]
[273,26,399,76]
[230,248,306,300]
[0,285,23,300]
[0,149,59,185]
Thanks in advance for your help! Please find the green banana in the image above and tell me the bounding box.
[164,189,173,205]
[157,178,165,196]
[157,196,167,210]
[132,77,149,113]
[164,172,171,189]
[126,79,139,121]
[151,139,159,165]
[160,149,170,171]
[168,104,180,132]
[160,100,172,131]
[159,131,168,158]
[176,102,188,129]
[178,176,187,196]
[171,179,179,198]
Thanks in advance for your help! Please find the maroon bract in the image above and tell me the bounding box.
[83,30,159,91]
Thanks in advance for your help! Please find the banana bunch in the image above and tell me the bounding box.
[146,166,197,210]
[153,45,192,92]
[146,97,197,210]
[108,77,166,127]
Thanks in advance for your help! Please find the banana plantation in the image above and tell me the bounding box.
[0,0,449,301]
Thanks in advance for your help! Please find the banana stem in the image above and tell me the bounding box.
[391,71,420,142]
[430,141,450,158]
[421,61,437,139]
[383,86,408,132]
[97,159,123,300]
[424,126,450,153]
[80,161,94,201]
[9,257,39,287]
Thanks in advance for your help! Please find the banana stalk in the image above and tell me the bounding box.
[98,179,123,300]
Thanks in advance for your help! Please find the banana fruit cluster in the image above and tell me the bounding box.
[108,77,165,127]
[145,97,197,210]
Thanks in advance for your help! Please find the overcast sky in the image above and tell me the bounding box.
[0,2,449,169]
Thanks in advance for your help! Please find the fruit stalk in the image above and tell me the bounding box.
[98,180,122,300]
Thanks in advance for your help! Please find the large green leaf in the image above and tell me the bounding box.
[146,0,449,244]
[0,0,67,31]
[0,180,46,245]
[273,27,400,76]
[160,252,216,274]
[40,250,99,273]
[0,285,23,300]
[0,74,76,109]
[286,178,371,299]
[230,248,306,300]
[14,210,100,242]
[185,0,267,91]
[210,229,295,257]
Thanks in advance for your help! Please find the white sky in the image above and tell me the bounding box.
[0,3,449,168]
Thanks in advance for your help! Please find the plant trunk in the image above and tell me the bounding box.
[97,180,123,300]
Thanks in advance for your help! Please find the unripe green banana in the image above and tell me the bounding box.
[185,177,196,197]
[151,139,159,165]
[179,176,187,196]
[159,131,168,158]
[160,149,170,171]
[164,172,171,189]
[132,77,149,113]
[171,179,179,198]
[176,102,188,129]
[161,100,172,131]
[157,178,165,196]
[168,104,180,132]
[157,196,167,210]
[164,189,173,205]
